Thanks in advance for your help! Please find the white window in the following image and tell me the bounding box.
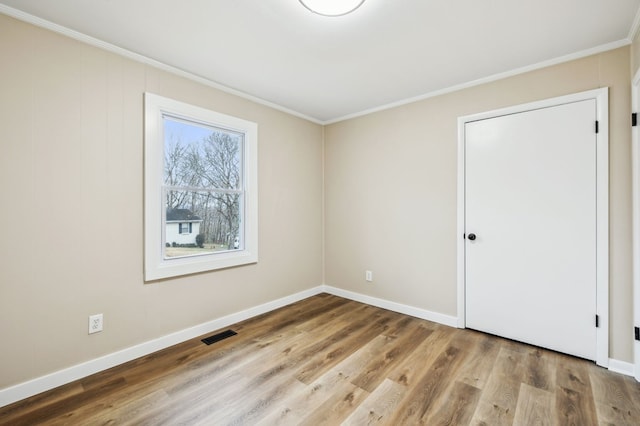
[179,223,191,234]
[144,93,258,281]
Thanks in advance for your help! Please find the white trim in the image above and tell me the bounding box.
[456,119,467,329]
[144,93,259,281]
[321,285,459,328]
[325,40,628,125]
[596,89,610,368]
[2,283,627,408]
[0,4,323,126]
[321,127,327,287]
[608,359,636,377]
[0,4,630,126]
[457,88,610,367]
[0,286,324,408]
[628,6,640,43]
[632,70,640,382]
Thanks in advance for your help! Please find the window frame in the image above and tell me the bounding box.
[179,223,192,235]
[144,93,258,281]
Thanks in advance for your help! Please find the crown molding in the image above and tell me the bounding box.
[0,4,635,127]
[0,4,323,125]
[324,39,630,125]
[628,5,640,43]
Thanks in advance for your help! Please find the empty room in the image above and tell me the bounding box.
[1,0,640,424]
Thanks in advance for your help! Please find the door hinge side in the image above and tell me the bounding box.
[595,121,599,134]
[635,326,640,341]
[595,315,600,328]
[633,113,637,127]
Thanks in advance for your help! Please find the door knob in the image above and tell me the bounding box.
[468,233,476,241]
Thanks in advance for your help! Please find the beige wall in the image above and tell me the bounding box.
[1,11,636,393]
[325,47,634,362]
[0,15,324,389]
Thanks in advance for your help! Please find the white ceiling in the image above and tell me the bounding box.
[1,0,640,123]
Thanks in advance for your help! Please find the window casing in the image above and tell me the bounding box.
[144,93,258,281]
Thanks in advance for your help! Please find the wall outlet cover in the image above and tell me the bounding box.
[89,314,103,334]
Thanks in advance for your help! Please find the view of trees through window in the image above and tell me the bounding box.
[163,116,243,259]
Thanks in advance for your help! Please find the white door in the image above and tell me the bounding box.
[465,99,597,360]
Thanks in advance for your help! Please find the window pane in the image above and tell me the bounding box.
[164,116,242,190]
[165,190,243,259]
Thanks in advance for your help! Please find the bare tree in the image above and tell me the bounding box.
[197,132,241,248]
[164,137,189,209]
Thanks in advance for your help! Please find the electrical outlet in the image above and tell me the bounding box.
[365,270,373,282]
[89,314,103,334]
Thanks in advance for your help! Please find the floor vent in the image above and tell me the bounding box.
[201,329,237,345]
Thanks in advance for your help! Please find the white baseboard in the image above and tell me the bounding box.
[608,359,635,377]
[321,285,459,328]
[3,284,632,408]
[322,286,639,380]
[0,286,324,408]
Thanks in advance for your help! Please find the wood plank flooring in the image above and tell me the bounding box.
[1,293,639,425]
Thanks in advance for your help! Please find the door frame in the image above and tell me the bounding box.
[632,71,640,381]
[456,88,609,367]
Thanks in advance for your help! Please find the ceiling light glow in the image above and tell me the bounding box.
[299,0,366,17]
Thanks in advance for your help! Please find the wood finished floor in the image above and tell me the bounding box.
[1,293,639,425]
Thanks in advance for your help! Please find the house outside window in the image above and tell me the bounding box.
[167,208,200,241]
[144,93,258,281]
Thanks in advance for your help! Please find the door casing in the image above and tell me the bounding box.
[456,88,609,367]
[632,71,640,381]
